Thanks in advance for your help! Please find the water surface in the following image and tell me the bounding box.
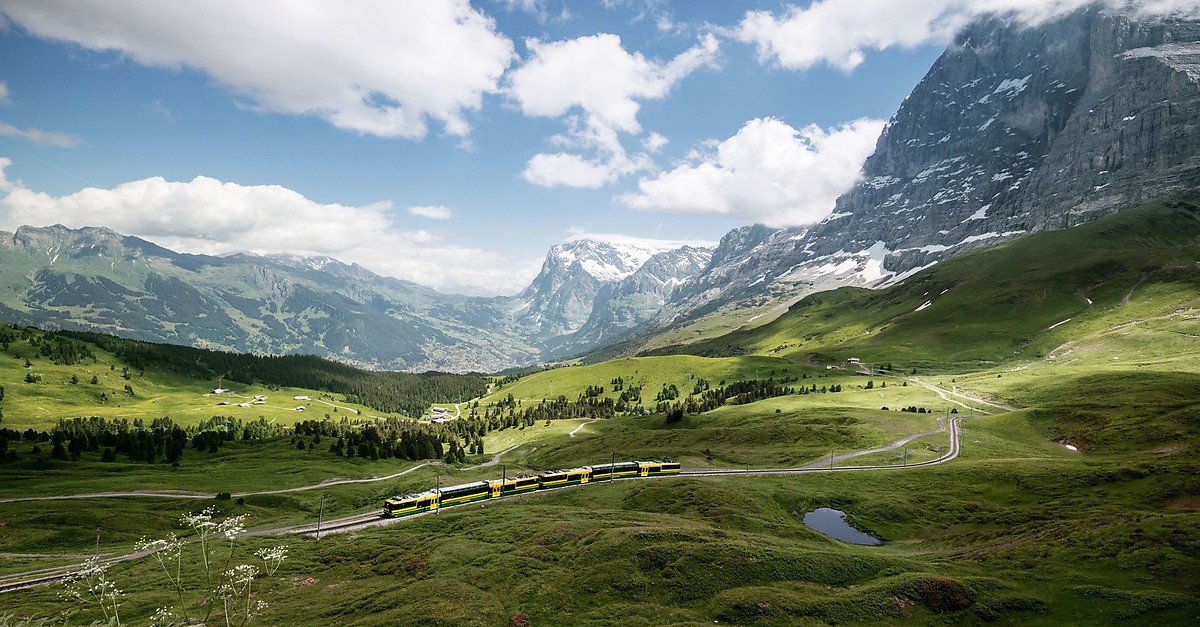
[803,508,881,545]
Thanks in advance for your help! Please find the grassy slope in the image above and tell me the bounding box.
[668,193,1200,370]
[0,335,392,432]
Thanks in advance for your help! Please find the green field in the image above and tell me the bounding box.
[2,194,1199,624]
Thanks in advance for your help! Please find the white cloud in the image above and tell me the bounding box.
[0,159,536,294]
[620,117,885,227]
[737,0,1200,72]
[510,33,718,134]
[643,132,669,153]
[0,0,515,139]
[510,32,718,188]
[523,152,619,189]
[0,121,81,147]
[407,205,454,220]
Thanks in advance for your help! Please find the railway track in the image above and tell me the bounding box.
[1,418,961,592]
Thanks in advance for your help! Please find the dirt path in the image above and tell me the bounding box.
[905,377,1012,414]
[465,445,518,469]
[801,416,949,469]
[568,419,599,438]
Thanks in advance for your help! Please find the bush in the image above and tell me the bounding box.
[216,492,232,500]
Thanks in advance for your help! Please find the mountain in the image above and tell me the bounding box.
[615,7,1200,356]
[547,245,713,358]
[0,225,537,372]
[657,190,1200,367]
[0,225,715,372]
[508,240,662,339]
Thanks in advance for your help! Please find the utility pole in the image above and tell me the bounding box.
[745,450,750,473]
[903,445,908,467]
[316,495,325,541]
[95,528,100,555]
[435,474,441,515]
[610,451,615,482]
[829,450,834,471]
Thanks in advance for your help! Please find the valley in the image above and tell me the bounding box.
[1,193,1197,624]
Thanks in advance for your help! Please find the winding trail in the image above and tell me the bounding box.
[905,377,1012,414]
[568,419,599,438]
[800,416,949,469]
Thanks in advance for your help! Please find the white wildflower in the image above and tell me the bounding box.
[254,545,288,576]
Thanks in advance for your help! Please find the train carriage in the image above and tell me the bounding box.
[538,466,592,489]
[488,475,539,498]
[586,461,640,482]
[436,480,492,507]
[638,461,681,477]
[383,490,439,518]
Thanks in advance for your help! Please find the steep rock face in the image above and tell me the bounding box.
[509,240,660,338]
[650,9,1200,342]
[553,246,712,356]
[811,9,1200,273]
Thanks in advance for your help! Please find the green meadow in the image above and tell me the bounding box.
[2,195,1199,624]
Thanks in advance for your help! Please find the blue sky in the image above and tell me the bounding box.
[0,0,1190,294]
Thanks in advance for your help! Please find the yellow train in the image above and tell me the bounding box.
[383,460,681,518]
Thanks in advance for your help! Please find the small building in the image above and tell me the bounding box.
[253,395,267,402]
[847,358,861,365]
[294,406,307,411]
[432,407,448,414]
[431,417,450,424]
[238,402,252,408]
[293,395,311,401]
[211,388,230,395]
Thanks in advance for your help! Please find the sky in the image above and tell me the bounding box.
[0,0,1195,296]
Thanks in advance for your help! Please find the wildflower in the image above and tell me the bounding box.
[61,557,122,625]
[254,545,288,576]
[218,514,248,541]
[149,606,178,627]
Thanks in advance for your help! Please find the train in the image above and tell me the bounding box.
[383,460,681,518]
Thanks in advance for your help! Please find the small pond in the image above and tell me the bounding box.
[803,508,881,545]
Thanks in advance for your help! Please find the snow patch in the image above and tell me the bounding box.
[1048,318,1072,330]
[915,300,933,312]
[993,74,1032,97]
[965,205,990,221]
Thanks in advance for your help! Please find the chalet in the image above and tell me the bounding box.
[293,395,311,401]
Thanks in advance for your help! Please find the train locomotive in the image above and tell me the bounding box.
[383,460,680,518]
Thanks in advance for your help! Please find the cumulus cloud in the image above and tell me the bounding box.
[737,0,1200,72]
[0,159,536,294]
[620,117,885,227]
[0,0,514,139]
[407,205,454,220]
[510,32,718,188]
